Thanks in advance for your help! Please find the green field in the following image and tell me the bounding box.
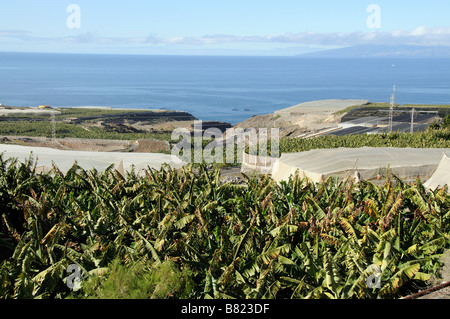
[0,120,172,141]
[279,129,450,154]
[0,107,187,141]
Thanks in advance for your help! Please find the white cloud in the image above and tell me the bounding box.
[139,27,450,47]
[3,26,450,50]
[410,26,428,36]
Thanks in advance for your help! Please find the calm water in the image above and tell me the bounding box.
[1,52,450,125]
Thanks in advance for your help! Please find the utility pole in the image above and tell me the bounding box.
[410,108,415,133]
[51,111,56,148]
[389,84,396,132]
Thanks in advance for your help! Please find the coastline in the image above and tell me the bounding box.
[2,99,449,145]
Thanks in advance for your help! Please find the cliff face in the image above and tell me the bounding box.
[233,100,369,138]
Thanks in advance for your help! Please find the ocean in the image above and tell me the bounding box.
[1,52,450,125]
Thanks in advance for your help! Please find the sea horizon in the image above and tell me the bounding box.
[1,51,450,125]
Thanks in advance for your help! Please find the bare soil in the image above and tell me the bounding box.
[0,136,170,153]
[416,249,450,299]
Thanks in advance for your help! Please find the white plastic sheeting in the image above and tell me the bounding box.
[241,152,277,175]
[271,147,449,184]
[273,99,370,116]
[424,153,450,192]
[0,144,185,175]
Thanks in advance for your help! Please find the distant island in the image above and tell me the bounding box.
[297,45,450,58]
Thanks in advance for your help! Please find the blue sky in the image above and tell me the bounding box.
[1,0,450,55]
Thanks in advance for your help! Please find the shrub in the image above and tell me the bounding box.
[443,115,450,129]
[70,259,194,299]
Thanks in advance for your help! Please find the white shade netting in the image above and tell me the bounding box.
[424,153,450,192]
[271,147,450,184]
[0,144,185,176]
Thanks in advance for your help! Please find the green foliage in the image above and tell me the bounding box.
[0,120,171,141]
[443,115,450,129]
[0,155,449,299]
[70,259,194,299]
[0,107,178,141]
[279,129,450,154]
[428,115,450,130]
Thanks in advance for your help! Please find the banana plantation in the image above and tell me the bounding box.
[0,154,449,299]
[279,129,450,154]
